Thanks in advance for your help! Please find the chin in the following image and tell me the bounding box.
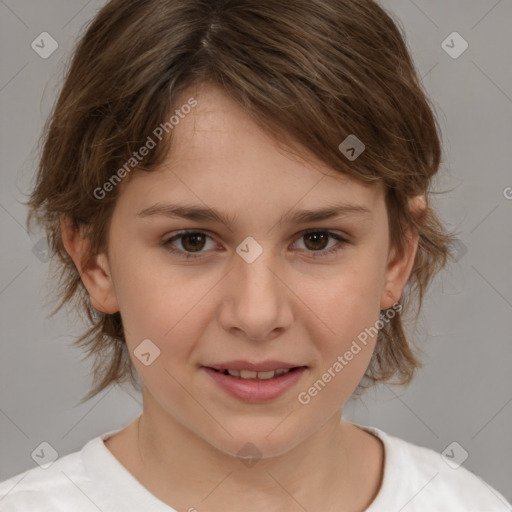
[202,420,308,461]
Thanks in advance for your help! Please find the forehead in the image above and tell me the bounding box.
[115,84,386,222]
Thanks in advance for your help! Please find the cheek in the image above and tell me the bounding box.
[111,246,188,330]
[298,296,380,412]
[112,261,216,372]
[307,261,383,339]
[299,257,383,394]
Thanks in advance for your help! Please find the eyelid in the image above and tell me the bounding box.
[297,227,351,241]
[162,227,351,243]
[163,228,351,243]
[162,227,351,260]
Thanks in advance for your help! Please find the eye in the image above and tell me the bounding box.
[162,229,349,260]
[292,229,349,258]
[163,230,218,259]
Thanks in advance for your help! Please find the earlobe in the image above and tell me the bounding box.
[61,217,119,314]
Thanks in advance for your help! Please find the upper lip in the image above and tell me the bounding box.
[206,360,306,372]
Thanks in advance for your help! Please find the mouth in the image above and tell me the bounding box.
[202,362,308,402]
[208,366,305,380]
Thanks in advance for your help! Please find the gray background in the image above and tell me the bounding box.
[1,0,511,504]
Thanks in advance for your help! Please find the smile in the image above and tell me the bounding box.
[213,368,296,380]
[202,366,308,402]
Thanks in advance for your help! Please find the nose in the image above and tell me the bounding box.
[218,244,294,342]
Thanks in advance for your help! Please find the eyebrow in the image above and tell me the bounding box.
[137,201,373,226]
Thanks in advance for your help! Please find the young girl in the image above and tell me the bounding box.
[1,0,510,510]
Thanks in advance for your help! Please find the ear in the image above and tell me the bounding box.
[60,216,119,314]
[379,195,426,310]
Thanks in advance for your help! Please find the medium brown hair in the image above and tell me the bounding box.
[25,0,457,404]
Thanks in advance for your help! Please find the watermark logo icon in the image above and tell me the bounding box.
[449,238,468,262]
[31,441,58,469]
[236,236,263,264]
[338,134,365,161]
[237,442,262,468]
[32,237,50,262]
[441,32,468,59]
[134,338,161,366]
[441,441,469,469]
[31,32,58,59]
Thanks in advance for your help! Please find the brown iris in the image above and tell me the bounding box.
[302,232,330,251]
[180,232,207,252]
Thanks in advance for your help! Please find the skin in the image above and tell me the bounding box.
[62,82,425,512]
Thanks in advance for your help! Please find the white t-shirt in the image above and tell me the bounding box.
[0,423,510,511]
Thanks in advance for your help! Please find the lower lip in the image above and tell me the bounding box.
[202,367,307,403]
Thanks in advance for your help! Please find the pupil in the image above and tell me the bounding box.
[183,233,205,252]
[305,232,328,250]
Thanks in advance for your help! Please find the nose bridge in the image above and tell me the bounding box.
[221,235,292,340]
[234,235,281,298]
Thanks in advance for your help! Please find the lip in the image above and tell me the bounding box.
[202,365,308,403]
[207,360,301,372]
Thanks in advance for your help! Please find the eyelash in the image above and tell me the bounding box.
[162,229,349,260]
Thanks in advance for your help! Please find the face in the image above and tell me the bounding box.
[76,83,418,458]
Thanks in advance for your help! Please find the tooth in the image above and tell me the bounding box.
[226,368,292,380]
[239,370,257,379]
[256,370,275,380]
